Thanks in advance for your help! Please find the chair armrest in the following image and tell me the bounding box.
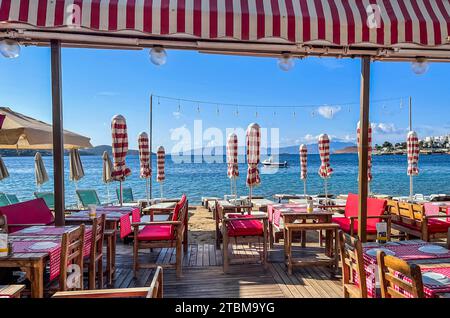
[424,215,450,219]
[131,221,182,227]
[52,287,150,298]
[348,215,390,220]
[9,223,48,227]
[223,216,268,222]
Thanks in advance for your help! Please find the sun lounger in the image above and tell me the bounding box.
[76,189,102,208]
[6,194,19,204]
[34,191,55,209]
[116,187,136,204]
[0,193,11,207]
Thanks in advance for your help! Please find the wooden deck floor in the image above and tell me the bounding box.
[111,241,343,298]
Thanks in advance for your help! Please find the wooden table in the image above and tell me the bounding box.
[214,200,253,248]
[363,240,450,298]
[251,198,275,212]
[273,194,303,203]
[0,285,25,298]
[142,202,176,221]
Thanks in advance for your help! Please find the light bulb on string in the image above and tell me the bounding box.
[197,104,201,113]
[216,105,220,116]
[158,97,161,106]
[235,107,239,117]
[311,111,316,117]
[293,111,296,118]
[177,100,181,112]
[149,46,167,66]
[411,57,429,75]
[399,99,403,109]
[0,39,20,58]
[277,53,295,71]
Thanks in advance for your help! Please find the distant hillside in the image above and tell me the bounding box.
[0,145,140,157]
[79,145,139,156]
[334,146,358,154]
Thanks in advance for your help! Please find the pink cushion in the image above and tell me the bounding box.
[172,194,187,222]
[332,216,378,234]
[226,215,264,237]
[0,199,54,233]
[137,225,174,241]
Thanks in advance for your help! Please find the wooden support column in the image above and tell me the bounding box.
[358,56,371,242]
[51,40,65,226]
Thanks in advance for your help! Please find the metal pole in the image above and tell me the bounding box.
[149,94,153,200]
[409,96,412,131]
[409,96,413,200]
[51,40,65,226]
[358,56,371,243]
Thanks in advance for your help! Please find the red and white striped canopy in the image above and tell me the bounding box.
[111,114,131,181]
[226,133,239,179]
[318,133,333,179]
[246,122,261,187]
[138,132,151,179]
[157,146,165,182]
[357,121,372,182]
[2,0,450,48]
[407,131,419,176]
[299,144,307,180]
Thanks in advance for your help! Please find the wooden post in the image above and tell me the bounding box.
[51,40,65,226]
[149,94,153,200]
[358,57,371,242]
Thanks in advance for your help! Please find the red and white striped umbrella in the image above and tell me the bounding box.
[300,144,307,180]
[246,123,261,194]
[138,132,151,179]
[157,146,165,182]
[227,133,239,179]
[357,121,373,182]
[318,134,333,179]
[407,131,420,176]
[111,115,131,181]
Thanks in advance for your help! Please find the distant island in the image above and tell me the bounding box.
[0,145,141,157]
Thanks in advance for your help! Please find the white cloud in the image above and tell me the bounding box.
[303,134,318,143]
[371,122,405,135]
[317,105,341,119]
[172,111,182,119]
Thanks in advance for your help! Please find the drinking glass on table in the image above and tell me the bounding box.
[88,204,97,219]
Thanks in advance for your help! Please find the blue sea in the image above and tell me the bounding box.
[1,154,450,206]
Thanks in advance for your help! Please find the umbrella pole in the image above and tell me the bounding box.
[324,179,328,202]
[230,178,233,197]
[146,178,150,205]
[120,181,123,206]
[160,183,163,199]
[106,183,110,204]
[410,175,413,201]
[235,178,238,200]
[303,180,307,197]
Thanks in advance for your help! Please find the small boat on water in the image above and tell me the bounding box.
[262,157,288,168]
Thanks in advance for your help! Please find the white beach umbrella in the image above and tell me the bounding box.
[157,146,165,199]
[0,155,9,181]
[357,121,373,193]
[111,115,131,206]
[138,132,152,204]
[226,133,239,198]
[246,123,261,201]
[34,152,49,190]
[69,149,85,186]
[407,131,420,200]
[299,144,307,196]
[102,151,113,203]
[318,134,333,199]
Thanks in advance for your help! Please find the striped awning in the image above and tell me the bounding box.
[1,0,450,48]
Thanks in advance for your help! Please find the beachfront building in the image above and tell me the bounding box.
[1,0,450,300]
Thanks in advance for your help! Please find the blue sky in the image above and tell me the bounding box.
[1,46,449,151]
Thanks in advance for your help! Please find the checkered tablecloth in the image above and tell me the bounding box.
[267,204,311,228]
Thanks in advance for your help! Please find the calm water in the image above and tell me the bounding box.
[1,154,450,205]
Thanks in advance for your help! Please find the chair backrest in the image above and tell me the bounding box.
[338,231,367,298]
[344,193,359,218]
[0,214,7,233]
[147,266,164,298]
[398,202,415,224]
[0,198,55,233]
[6,194,19,204]
[377,251,425,298]
[172,195,188,237]
[59,225,85,292]
[116,187,134,203]
[90,214,106,263]
[386,200,400,216]
[34,192,55,209]
[76,189,101,207]
[0,193,11,207]
[344,193,387,225]
[411,204,425,222]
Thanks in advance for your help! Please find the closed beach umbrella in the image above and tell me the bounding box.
[407,131,420,200]
[300,144,307,196]
[138,132,151,203]
[0,155,9,181]
[227,133,239,198]
[111,115,131,205]
[34,152,49,190]
[357,121,373,192]
[246,123,261,201]
[157,146,165,198]
[318,134,333,199]
[69,149,84,185]
[102,151,113,203]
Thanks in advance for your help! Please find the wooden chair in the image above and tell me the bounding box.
[0,214,7,232]
[85,214,106,289]
[132,195,188,278]
[54,225,86,292]
[377,251,425,298]
[219,206,268,273]
[52,266,163,298]
[338,231,367,298]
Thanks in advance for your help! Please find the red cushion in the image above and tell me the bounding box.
[172,194,187,222]
[343,193,387,227]
[392,219,450,234]
[0,199,54,233]
[226,215,264,237]
[332,216,378,234]
[137,225,174,241]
